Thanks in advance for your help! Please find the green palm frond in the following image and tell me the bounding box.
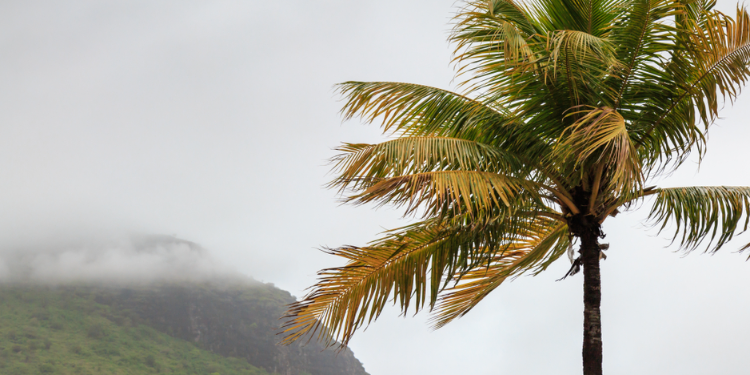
[648,186,750,252]
[610,0,682,109]
[451,0,543,93]
[337,81,513,139]
[546,29,623,76]
[680,0,719,26]
[431,219,569,328]
[637,6,750,171]
[530,0,624,37]
[335,81,565,176]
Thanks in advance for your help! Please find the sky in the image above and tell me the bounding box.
[1,1,750,374]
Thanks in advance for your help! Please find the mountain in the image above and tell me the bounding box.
[0,280,369,375]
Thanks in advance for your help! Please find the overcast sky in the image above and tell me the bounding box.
[2,1,750,374]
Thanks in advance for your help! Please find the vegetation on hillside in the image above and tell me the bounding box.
[0,279,367,375]
[0,284,272,375]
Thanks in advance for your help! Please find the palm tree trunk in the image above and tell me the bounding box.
[580,223,603,375]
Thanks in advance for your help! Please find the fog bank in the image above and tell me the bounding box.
[0,234,242,285]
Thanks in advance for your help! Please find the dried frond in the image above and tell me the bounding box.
[431,220,569,328]
[281,214,563,347]
[555,106,642,199]
[346,170,541,221]
[329,137,522,194]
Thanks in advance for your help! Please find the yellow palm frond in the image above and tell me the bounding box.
[346,170,542,221]
[330,137,521,194]
[555,106,642,200]
[281,214,562,347]
[431,219,569,328]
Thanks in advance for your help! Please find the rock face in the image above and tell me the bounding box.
[93,280,369,375]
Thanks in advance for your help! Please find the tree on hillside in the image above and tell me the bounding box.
[282,1,750,374]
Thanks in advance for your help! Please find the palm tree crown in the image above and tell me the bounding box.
[282,1,750,374]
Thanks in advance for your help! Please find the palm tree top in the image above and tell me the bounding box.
[282,1,750,373]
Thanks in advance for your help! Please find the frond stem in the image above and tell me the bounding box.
[541,183,580,215]
[597,186,658,222]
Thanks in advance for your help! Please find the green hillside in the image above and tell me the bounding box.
[0,284,272,375]
[0,280,368,375]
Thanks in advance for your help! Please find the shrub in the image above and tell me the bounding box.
[24,327,37,339]
[92,344,120,357]
[12,345,22,353]
[144,354,156,367]
[87,323,105,339]
[33,310,50,321]
[39,363,55,373]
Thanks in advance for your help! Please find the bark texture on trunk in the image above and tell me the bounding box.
[577,216,603,375]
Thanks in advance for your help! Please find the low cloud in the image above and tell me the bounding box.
[0,234,242,285]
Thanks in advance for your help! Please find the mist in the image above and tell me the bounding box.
[0,232,242,285]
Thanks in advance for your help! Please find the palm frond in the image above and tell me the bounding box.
[610,0,682,108]
[451,0,543,93]
[530,0,624,37]
[337,81,513,139]
[453,0,538,64]
[555,106,642,198]
[546,29,623,76]
[648,186,750,252]
[689,6,750,114]
[346,170,543,221]
[637,6,750,169]
[336,81,566,170]
[329,137,522,194]
[431,219,569,328]
[281,215,562,347]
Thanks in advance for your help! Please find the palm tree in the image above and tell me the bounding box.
[282,1,750,374]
